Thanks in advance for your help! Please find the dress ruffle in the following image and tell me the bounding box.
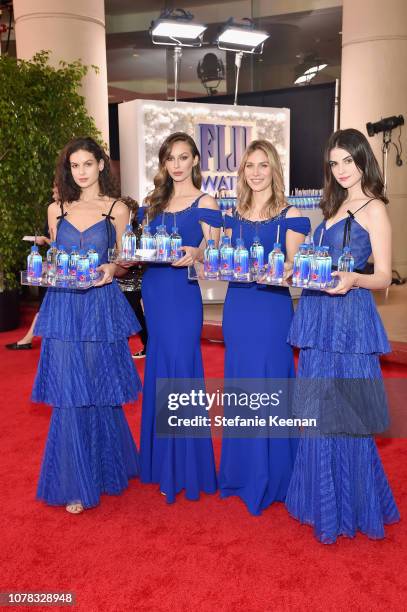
[37,405,139,508]
[34,280,140,342]
[288,288,390,355]
[32,338,141,408]
[285,435,400,544]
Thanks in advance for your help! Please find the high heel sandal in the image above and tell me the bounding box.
[66,502,84,514]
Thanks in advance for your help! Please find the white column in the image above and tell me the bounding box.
[340,0,407,275]
[14,0,109,144]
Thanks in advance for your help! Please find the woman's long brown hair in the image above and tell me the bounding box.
[237,140,286,219]
[321,128,388,219]
[144,132,202,219]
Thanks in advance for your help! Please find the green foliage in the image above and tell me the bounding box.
[0,51,102,290]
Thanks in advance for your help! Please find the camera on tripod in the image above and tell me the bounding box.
[366,115,404,137]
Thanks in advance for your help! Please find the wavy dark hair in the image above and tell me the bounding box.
[55,137,120,203]
[144,132,202,219]
[321,128,388,219]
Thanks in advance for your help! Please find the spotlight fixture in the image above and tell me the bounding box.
[216,18,269,105]
[366,114,404,194]
[197,52,225,96]
[150,8,207,102]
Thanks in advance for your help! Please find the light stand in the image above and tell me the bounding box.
[233,52,244,106]
[173,46,182,102]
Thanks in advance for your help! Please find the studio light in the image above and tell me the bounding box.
[366,114,404,194]
[216,18,270,105]
[150,8,207,102]
[197,53,225,96]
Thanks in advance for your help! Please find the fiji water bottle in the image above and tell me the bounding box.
[46,241,57,283]
[293,244,310,286]
[220,235,234,277]
[76,250,90,287]
[56,245,69,281]
[155,225,170,261]
[338,246,355,272]
[27,245,43,284]
[121,224,137,260]
[322,245,332,286]
[204,239,220,279]
[250,235,264,279]
[268,243,285,284]
[68,245,80,281]
[87,245,99,279]
[140,224,155,251]
[170,226,183,261]
[233,238,250,281]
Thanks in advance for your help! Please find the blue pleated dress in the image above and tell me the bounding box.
[285,214,400,543]
[139,197,223,502]
[33,207,142,508]
[219,207,311,515]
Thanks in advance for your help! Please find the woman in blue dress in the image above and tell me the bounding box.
[219,140,310,515]
[32,137,142,514]
[139,132,222,503]
[285,128,400,543]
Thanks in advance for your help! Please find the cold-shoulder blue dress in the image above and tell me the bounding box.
[32,201,142,508]
[285,204,400,542]
[139,196,223,502]
[219,207,310,515]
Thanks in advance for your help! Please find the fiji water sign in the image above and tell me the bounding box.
[197,122,254,194]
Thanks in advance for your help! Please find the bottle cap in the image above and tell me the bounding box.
[79,249,87,256]
[31,245,39,252]
[236,238,245,248]
[207,239,215,247]
[273,242,281,249]
[51,241,57,247]
[58,245,65,250]
[253,236,260,243]
[171,227,178,233]
[343,246,351,253]
[71,245,78,251]
[322,245,329,251]
[125,224,132,231]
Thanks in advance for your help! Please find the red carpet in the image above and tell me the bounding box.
[1,319,407,611]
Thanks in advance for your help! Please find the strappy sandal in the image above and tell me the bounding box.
[66,502,84,514]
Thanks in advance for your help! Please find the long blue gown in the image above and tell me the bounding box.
[33,206,142,508]
[219,207,310,515]
[285,213,400,543]
[139,196,223,502]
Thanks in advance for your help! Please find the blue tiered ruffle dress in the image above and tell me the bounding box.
[32,205,142,508]
[219,207,310,515]
[285,215,400,543]
[138,197,223,503]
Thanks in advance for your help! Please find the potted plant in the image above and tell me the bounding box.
[0,50,101,331]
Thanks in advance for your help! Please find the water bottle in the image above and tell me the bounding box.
[46,241,57,283]
[121,224,137,260]
[56,245,69,281]
[140,224,156,251]
[68,245,80,281]
[322,245,332,286]
[220,235,234,278]
[76,250,90,287]
[87,245,99,279]
[27,245,43,284]
[233,238,250,281]
[337,246,355,272]
[204,239,220,279]
[155,224,170,261]
[267,243,285,283]
[292,243,310,286]
[250,235,264,279]
[170,226,183,261]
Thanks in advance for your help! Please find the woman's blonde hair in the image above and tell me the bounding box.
[144,132,202,219]
[237,140,286,218]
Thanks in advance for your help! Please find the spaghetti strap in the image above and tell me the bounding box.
[56,202,67,221]
[193,194,206,208]
[343,198,375,248]
[102,199,120,250]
